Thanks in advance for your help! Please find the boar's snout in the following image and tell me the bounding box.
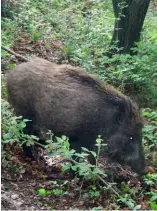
[130,158,148,175]
[142,166,149,175]
[125,150,148,175]
[106,134,147,175]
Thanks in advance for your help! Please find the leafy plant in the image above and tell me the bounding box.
[1,97,38,166]
[144,173,157,187]
[37,180,69,197]
[142,109,157,168]
[144,192,157,210]
[89,185,100,198]
[117,194,141,210]
[150,192,157,210]
[45,133,107,181]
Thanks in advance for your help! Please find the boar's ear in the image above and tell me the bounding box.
[117,97,132,124]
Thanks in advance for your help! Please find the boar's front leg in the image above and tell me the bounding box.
[22,121,42,158]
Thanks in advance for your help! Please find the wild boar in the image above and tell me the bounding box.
[6,57,147,175]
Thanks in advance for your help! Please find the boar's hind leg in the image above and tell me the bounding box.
[70,137,96,165]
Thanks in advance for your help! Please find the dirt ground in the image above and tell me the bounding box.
[1,144,151,210]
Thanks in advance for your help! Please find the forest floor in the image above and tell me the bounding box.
[1,34,154,210]
[1,144,150,210]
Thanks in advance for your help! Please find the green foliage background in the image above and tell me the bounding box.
[2,0,157,106]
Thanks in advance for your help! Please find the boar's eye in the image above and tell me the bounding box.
[130,136,133,140]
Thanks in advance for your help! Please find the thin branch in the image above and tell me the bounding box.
[71,179,84,209]
[1,46,29,62]
[97,175,120,197]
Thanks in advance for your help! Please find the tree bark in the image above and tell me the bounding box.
[109,0,151,56]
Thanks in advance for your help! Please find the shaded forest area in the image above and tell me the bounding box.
[1,0,157,210]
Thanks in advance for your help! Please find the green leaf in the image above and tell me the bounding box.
[150,202,157,210]
[32,33,40,41]
[61,163,71,173]
[151,193,157,202]
[92,206,103,210]
[133,204,142,210]
[90,151,97,158]
[81,147,90,152]
[38,188,46,196]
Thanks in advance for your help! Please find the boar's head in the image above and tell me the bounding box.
[104,98,147,175]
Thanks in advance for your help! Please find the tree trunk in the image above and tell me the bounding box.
[1,0,10,18]
[109,0,151,56]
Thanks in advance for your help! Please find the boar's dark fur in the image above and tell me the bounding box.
[7,58,147,175]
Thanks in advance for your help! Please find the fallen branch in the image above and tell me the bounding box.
[71,179,84,209]
[1,46,29,62]
[97,174,120,197]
